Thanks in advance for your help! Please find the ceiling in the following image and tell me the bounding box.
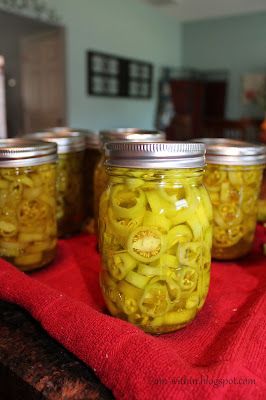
[139,0,266,21]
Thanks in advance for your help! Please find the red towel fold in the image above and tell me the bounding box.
[0,227,266,400]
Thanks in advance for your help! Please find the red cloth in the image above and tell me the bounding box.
[0,227,266,400]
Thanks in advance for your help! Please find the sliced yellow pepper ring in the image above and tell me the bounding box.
[137,263,164,277]
[146,190,172,215]
[107,252,137,280]
[143,211,171,233]
[204,227,212,250]
[178,267,198,291]
[209,191,220,205]
[127,226,166,263]
[213,225,245,247]
[159,187,185,204]
[177,242,202,266]
[202,243,211,271]
[199,186,213,221]
[205,169,226,187]
[186,293,200,309]
[110,184,146,219]
[220,182,230,203]
[216,204,243,226]
[139,278,171,317]
[116,280,142,315]
[228,170,243,186]
[150,309,196,328]
[198,271,210,309]
[125,270,151,289]
[101,271,119,303]
[166,277,181,302]
[157,254,178,268]
[108,208,143,237]
[103,295,120,316]
[166,224,192,249]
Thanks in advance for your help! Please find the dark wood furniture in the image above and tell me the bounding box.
[0,301,113,400]
[166,78,227,140]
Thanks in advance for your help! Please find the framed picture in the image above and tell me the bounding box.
[87,51,153,99]
[242,73,266,105]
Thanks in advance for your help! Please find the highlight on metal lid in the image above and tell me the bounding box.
[0,138,57,167]
[105,141,206,169]
[100,128,166,145]
[192,137,266,165]
[24,131,87,154]
[44,127,100,149]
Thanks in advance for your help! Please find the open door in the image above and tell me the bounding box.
[20,29,66,134]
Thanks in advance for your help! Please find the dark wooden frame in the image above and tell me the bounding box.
[87,50,153,99]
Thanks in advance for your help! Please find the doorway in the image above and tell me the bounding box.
[0,10,66,137]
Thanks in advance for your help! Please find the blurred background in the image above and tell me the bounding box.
[0,0,266,141]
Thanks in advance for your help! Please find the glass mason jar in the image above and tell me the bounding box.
[94,129,166,236]
[0,139,57,272]
[42,127,101,230]
[197,138,266,260]
[99,141,212,334]
[25,132,87,237]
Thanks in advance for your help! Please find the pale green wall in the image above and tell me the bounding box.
[45,0,182,130]
[182,12,266,119]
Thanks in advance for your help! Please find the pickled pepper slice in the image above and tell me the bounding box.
[177,242,202,267]
[139,278,171,317]
[111,184,146,219]
[127,226,165,263]
[107,252,137,280]
[178,267,198,291]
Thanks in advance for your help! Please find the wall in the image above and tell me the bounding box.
[182,12,266,119]
[44,0,182,130]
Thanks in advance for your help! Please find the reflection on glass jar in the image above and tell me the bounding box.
[99,142,212,334]
[0,139,57,272]
[94,129,166,237]
[194,138,266,260]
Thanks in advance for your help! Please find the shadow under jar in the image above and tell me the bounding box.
[0,139,58,272]
[196,138,266,260]
[25,132,87,237]
[99,141,212,334]
[94,129,166,237]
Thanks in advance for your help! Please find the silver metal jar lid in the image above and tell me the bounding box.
[192,138,266,166]
[105,141,206,169]
[24,131,86,154]
[100,128,166,146]
[0,139,57,168]
[45,127,100,149]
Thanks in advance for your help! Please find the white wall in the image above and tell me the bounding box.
[45,0,182,130]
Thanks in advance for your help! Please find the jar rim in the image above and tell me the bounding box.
[105,141,206,168]
[100,128,166,146]
[44,127,101,149]
[24,131,87,153]
[0,138,57,167]
[191,138,266,165]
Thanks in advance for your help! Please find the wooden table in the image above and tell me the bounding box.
[0,301,114,400]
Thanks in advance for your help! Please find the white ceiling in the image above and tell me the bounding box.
[139,0,266,21]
